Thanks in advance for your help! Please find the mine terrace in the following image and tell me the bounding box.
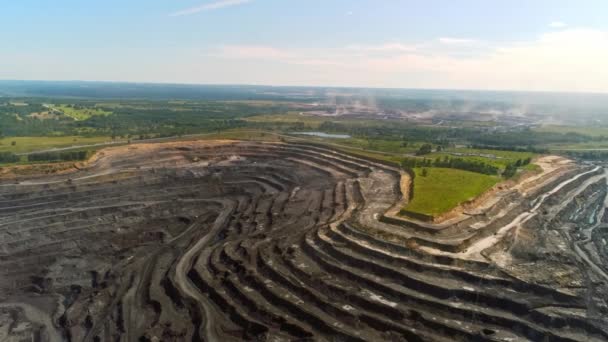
[0,138,607,341]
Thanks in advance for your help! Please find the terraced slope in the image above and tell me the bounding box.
[0,141,606,341]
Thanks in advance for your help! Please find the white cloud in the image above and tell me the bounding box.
[549,21,567,28]
[170,0,252,17]
[203,29,608,92]
[10,29,606,92]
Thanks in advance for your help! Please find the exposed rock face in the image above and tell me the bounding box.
[0,141,606,341]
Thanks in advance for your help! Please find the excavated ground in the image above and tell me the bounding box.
[0,140,606,342]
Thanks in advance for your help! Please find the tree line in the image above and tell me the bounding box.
[401,155,531,177]
[0,152,20,163]
[27,150,90,163]
[402,156,500,175]
[469,144,548,154]
[0,150,93,165]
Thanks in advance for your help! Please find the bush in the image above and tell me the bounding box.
[27,150,90,163]
[415,143,433,156]
[0,152,19,163]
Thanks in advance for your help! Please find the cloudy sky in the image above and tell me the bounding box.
[2,0,608,92]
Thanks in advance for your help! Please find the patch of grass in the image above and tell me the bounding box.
[524,163,542,172]
[0,136,113,154]
[54,105,112,121]
[404,167,499,216]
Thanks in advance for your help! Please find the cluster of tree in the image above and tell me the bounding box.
[0,149,95,165]
[0,102,72,136]
[27,150,89,163]
[503,163,518,178]
[469,144,548,154]
[401,156,500,175]
[415,143,433,156]
[503,158,532,178]
[0,152,19,163]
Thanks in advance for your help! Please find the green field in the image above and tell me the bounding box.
[54,105,113,121]
[403,168,500,216]
[0,136,113,154]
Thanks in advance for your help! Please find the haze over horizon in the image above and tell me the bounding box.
[2,0,608,93]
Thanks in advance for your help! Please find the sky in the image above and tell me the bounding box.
[2,0,608,93]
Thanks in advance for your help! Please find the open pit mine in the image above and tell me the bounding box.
[1,141,607,342]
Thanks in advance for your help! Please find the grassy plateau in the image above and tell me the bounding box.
[403,167,500,216]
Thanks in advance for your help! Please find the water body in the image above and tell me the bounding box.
[293,132,351,139]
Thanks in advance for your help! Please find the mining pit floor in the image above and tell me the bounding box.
[0,140,607,341]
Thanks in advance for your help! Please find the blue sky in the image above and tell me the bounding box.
[2,0,608,92]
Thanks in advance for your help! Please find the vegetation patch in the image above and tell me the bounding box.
[402,168,499,217]
[0,136,112,154]
[54,104,113,121]
[28,150,92,163]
